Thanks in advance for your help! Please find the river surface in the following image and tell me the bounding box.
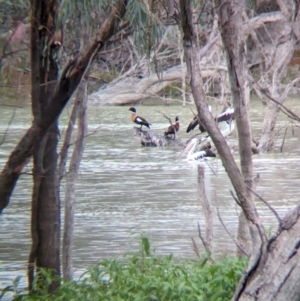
[0,99,300,292]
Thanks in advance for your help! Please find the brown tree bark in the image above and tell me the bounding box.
[0,0,128,212]
[214,1,300,300]
[178,0,262,232]
[0,0,128,293]
[216,0,255,257]
[28,0,61,292]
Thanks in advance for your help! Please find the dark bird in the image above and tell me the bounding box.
[186,107,235,138]
[182,138,216,161]
[186,106,211,133]
[129,107,151,130]
[164,116,180,138]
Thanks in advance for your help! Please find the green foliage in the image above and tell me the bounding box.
[140,234,151,257]
[127,0,164,55]
[5,255,247,301]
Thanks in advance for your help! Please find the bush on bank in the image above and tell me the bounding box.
[3,254,246,301]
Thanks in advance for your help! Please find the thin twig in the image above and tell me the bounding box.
[217,207,249,257]
[247,186,282,225]
[249,75,300,121]
[0,107,17,147]
[156,110,177,138]
[230,190,241,206]
[191,237,200,258]
[280,127,289,153]
[197,222,211,254]
[156,110,173,126]
[204,159,217,175]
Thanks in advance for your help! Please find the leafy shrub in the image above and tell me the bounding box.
[3,254,246,301]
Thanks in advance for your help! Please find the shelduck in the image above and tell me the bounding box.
[129,107,151,130]
[164,116,180,138]
[182,138,216,161]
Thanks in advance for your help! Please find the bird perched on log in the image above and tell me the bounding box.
[186,107,235,139]
[182,138,216,161]
[129,107,151,130]
[164,116,180,138]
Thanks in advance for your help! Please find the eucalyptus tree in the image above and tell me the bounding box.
[0,0,128,292]
[178,0,300,300]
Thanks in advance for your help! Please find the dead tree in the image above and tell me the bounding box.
[196,165,213,255]
[179,0,300,300]
[245,1,300,152]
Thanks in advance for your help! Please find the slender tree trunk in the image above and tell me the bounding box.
[215,0,254,256]
[197,165,213,254]
[213,1,300,300]
[62,80,87,279]
[179,0,260,227]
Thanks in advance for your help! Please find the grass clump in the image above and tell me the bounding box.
[5,255,246,301]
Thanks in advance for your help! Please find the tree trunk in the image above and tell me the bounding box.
[36,123,60,291]
[213,1,300,300]
[197,165,213,254]
[216,0,255,256]
[62,80,87,280]
[178,0,261,227]
[254,0,298,152]
[0,0,128,212]
[28,0,61,292]
[233,205,300,301]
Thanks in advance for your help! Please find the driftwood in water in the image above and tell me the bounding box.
[133,127,186,147]
[132,127,213,153]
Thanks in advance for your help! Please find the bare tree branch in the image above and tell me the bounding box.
[217,207,249,257]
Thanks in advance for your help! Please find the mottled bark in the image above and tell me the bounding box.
[35,123,60,291]
[28,0,61,292]
[236,206,300,301]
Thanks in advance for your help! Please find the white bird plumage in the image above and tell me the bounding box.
[200,107,235,143]
[182,138,216,161]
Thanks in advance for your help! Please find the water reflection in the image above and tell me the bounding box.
[0,100,299,290]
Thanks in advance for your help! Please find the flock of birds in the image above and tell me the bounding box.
[129,106,235,162]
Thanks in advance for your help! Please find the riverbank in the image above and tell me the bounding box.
[1,242,247,301]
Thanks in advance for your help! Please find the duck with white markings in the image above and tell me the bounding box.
[164,116,180,138]
[129,107,151,130]
[182,138,216,161]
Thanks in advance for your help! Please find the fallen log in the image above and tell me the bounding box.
[133,127,186,147]
[132,127,214,152]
